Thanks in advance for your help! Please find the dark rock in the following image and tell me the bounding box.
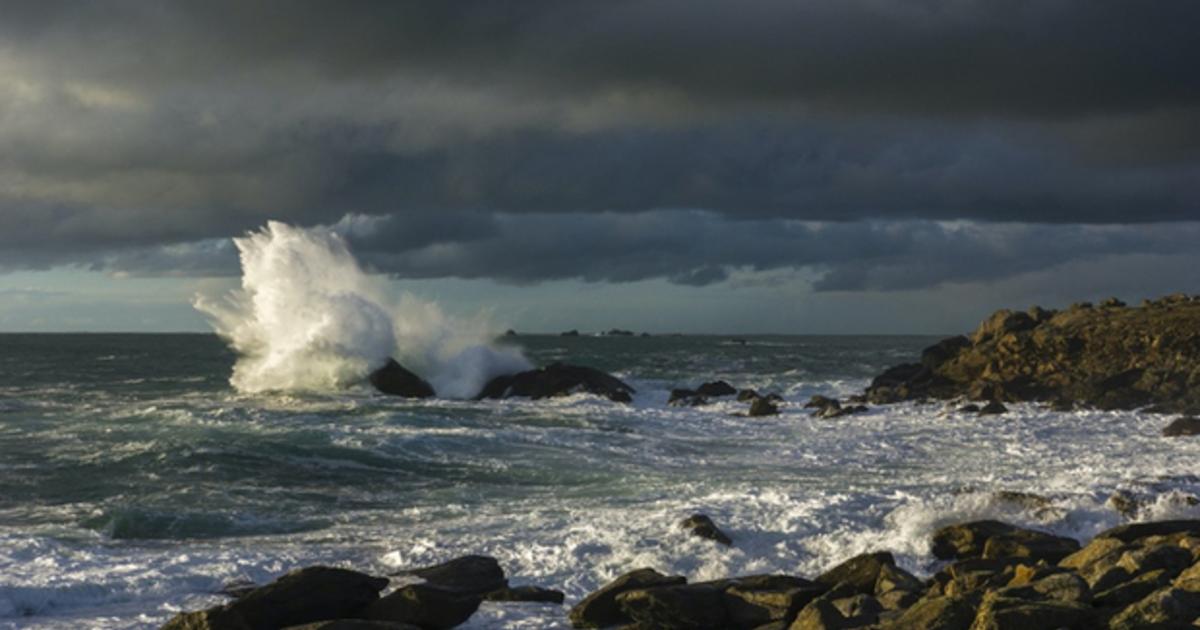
[738,389,761,402]
[977,401,1008,415]
[680,513,733,546]
[1093,569,1172,608]
[817,404,868,419]
[748,398,779,417]
[1100,297,1126,308]
[815,551,896,595]
[696,381,738,397]
[921,336,971,369]
[957,404,980,413]
[476,362,635,404]
[789,598,848,629]
[604,329,635,336]
[877,593,979,630]
[561,330,580,336]
[805,395,841,410]
[503,329,518,337]
[875,564,923,594]
[1163,416,1200,437]
[971,594,1094,630]
[1095,519,1200,543]
[164,567,389,630]
[369,359,435,398]
[484,585,565,604]
[363,583,481,629]
[217,579,257,599]
[1107,586,1200,629]
[615,583,728,629]
[972,310,1038,344]
[981,531,1080,564]
[397,555,506,595]
[723,575,824,626]
[283,622,421,630]
[668,389,709,406]
[568,568,686,628]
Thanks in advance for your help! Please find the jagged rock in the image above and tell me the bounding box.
[680,513,733,546]
[831,593,882,624]
[369,359,436,398]
[816,551,896,595]
[568,568,686,628]
[749,398,780,416]
[363,583,481,629]
[789,598,850,630]
[724,576,825,626]
[476,362,635,403]
[862,295,1200,411]
[875,564,924,595]
[484,585,565,604]
[163,567,389,630]
[922,336,971,368]
[1163,416,1200,436]
[1100,297,1126,308]
[396,555,507,595]
[876,588,922,611]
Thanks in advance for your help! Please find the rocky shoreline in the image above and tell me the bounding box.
[163,516,1200,629]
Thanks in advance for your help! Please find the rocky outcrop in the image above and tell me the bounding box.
[669,380,738,406]
[476,362,635,403]
[568,568,686,628]
[393,555,507,595]
[369,359,435,398]
[864,295,1200,412]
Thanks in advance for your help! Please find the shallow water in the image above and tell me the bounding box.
[2,333,1199,629]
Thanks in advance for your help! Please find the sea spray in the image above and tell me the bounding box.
[193,221,529,395]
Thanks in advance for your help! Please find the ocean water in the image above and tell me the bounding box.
[3,333,1200,629]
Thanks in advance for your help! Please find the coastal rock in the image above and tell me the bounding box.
[680,513,733,546]
[969,593,1093,630]
[1095,519,1200,544]
[569,568,686,628]
[816,551,896,595]
[881,593,980,630]
[615,582,729,629]
[724,575,825,626]
[749,398,780,416]
[363,583,481,629]
[932,521,1027,560]
[284,622,421,630]
[163,566,389,630]
[396,555,506,595]
[862,295,1200,411]
[476,362,635,403]
[1163,416,1200,436]
[484,585,565,604]
[369,359,436,398]
[696,380,738,397]
[977,401,1007,416]
[1107,586,1200,629]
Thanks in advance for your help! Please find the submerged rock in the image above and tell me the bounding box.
[680,513,733,546]
[748,398,779,416]
[369,359,435,398]
[476,362,635,403]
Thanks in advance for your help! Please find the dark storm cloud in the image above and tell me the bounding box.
[0,0,1197,288]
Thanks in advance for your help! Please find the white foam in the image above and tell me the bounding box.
[193,221,528,397]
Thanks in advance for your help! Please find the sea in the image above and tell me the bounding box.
[3,332,1200,629]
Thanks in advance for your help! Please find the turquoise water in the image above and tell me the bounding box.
[3,333,1198,629]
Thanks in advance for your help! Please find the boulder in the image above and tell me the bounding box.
[484,585,565,604]
[981,531,1080,564]
[163,567,389,630]
[1163,416,1200,437]
[875,564,924,595]
[969,594,1093,630]
[615,583,729,629]
[816,551,896,595]
[977,401,1007,416]
[749,398,780,417]
[283,622,421,630]
[369,359,435,398]
[568,568,686,628]
[680,513,733,546]
[932,521,1025,560]
[789,598,849,629]
[723,576,825,626]
[669,389,709,406]
[1107,586,1200,629]
[363,583,481,629]
[696,381,738,397]
[1095,520,1200,544]
[881,593,979,630]
[476,363,635,404]
[394,555,506,595]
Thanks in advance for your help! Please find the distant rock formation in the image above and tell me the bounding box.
[368,359,435,398]
[865,294,1200,412]
[476,362,635,403]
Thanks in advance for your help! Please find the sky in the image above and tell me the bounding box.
[1,0,1198,334]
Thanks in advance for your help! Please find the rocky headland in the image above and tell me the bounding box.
[865,294,1200,414]
[162,516,1200,629]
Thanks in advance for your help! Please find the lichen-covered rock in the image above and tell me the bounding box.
[932,521,1026,560]
[568,568,686,628]
[981,531,1079,564]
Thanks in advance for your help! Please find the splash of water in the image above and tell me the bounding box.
[193,221,529,397]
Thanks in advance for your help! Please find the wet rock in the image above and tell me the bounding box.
[816,404,869,419]
[1106,491,1140,518]
[876,588,922,611]
[749,398,780,417]
[477,362,635,404]
[805,395,841,410]
[615,583,728,629]
[738,389,762,402]
[932,521,1026,560]
[816,551,896,595]
[724,576,825,627]
[831,593,882,624]
[363,583,481,629]
[484,585,565,604]
[1093,569,1171,608]
[696,381,738,397]
[977,401,1008,416]
[981,531,1080,564]
[957,404,980,413]
[881,593,979,630]
[397,555,506,595]
[669,389,709,406]
[1095,519,1200,543]
[680,513,733,546]
[163,567,389,630]
[369,359,436,398]
[875,564,923,595]
[568,568,686,628]
[789,598,850,630]
[1107,586,1200,629]
[1163,416,1200,437]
